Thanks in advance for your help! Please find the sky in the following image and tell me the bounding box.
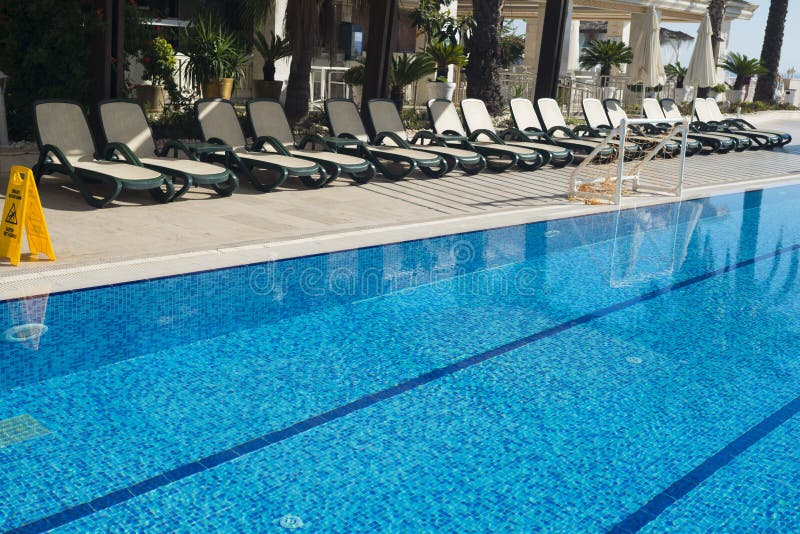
[668,1,798,75]
[509,2,798,76]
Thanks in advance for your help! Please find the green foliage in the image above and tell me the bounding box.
[665,61,688,88]
[343,62,365,86]
[0,0,103,140]
[511,84,525,98]
[142,37,177,85]
[400,108,429,131]
[409,0,474,45]
[711,83,728,93]
[718,52,767,90]
[500,34,525,69]
[390,54,437,88]
[149,108,203,141]
[184,15,248,86]
[253,32,291,81]
[579,39,633,86]
[424,40,468,79]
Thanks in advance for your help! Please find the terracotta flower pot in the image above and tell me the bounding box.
[136,84,165,114]
[202,78,234,99]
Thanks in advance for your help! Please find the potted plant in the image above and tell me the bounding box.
[253,31,291,99]
[579,39,633,100]
[719,52,766,104]
[665,61,690,102]
[709,83,728,102]
[343,61,364,106]
[184,15,247,99]
[389,53,436,110]
[423,39,468,100]
[138,37,177,114]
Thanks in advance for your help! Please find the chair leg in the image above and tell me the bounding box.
[212,172,239,196]
[149,180,176,203]
[484,154,517,173]
[299,167,330,189]
[460,155,487,175]
[347,163,377,184]
[419,158,450,178]
[75,174,123,208]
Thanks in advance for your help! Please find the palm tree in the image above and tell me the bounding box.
[465,0,504,115]
[579,39,634,87]
[754,0,789,103]
[707,0,728,63]
[719,53,766,90]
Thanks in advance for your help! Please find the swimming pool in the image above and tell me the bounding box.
[2,185,800,532]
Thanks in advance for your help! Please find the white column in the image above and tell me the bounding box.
[716,18,733,84]
[566,19,581,72]
[274,0,290,83]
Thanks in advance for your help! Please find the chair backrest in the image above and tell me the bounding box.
[642,98,666,120]
[366,99,407,144]
[582,98,611,129]
[693,98,712,122]
[660,98,682,119]
[427,99,467,136]
[195,99,247,147]
[603,99,627,128]
[460,99,498,140]
[325,99,370,142]
[510,98,542,131]
[98,99,157,157]
[537,98,568,130]
[704,98,726,121]
[34,100,96,162]
[246,99,296,145]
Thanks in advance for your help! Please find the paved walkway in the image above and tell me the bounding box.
[0,111,798,298]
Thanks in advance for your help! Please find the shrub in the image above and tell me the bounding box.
[0,0,103,140]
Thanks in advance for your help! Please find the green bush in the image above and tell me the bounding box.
[400,108,429,131]
[0,0,103,140]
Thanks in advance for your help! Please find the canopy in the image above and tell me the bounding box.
[685,13,717,88]
[628,6,666,87]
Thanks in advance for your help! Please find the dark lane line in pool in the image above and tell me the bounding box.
[608,394,800,533]
[7,243,800,534]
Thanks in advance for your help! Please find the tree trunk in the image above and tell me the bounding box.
[465,0,504,115]
[707,0,728,64]
[754,0,789,103]
[285,47,315,124]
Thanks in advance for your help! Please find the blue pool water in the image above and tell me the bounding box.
[2,186,800,532]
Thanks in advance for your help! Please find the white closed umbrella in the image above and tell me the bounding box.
[629,6,666,88]
[685,14,717,88]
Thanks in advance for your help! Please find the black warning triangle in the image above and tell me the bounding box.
[4,203,17,225]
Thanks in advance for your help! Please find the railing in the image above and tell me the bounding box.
[455,70,537,106]
[310,66,353,102]
[557,75,676,120]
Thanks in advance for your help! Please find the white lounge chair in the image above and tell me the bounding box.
[460,98,573,167]
[509,98,613,158]
[427,98,543,172]
[246,98,375,184]
[693,98,778,149]
[643,98,736,153]
[602,98,696,156]
[195,98,327,191]
[99,99,238,197]
[366,98,486,175]
[660,98,751,151]
[325,98,448,180]
[704,98,789,147]
[33,99,174,207]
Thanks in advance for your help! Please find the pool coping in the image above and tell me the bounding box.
[1,172,799,301]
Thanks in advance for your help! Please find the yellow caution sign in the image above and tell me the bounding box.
[0,166,55,266]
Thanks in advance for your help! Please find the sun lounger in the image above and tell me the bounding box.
[427,98,543,172]
[643,98,736,153]
[99,99,238,197]
[324,98,449,180]
[660,98,751,151]
[537,97,640,157]
[33,99,174,207]
[460,98,573,167]
[509,98,613,158]
[602,98,697,156]
[246,98,376,184]
[195,98,327,191]
[704,98,790,147]
[693,98,778,149]
[365,99,486,175]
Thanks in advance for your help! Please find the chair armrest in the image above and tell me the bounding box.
[158,139,194,159]
[468,128,505,144]
[572,124,600,137]
[373,131,411,148]
[207,137,230,147]
[297,133,334,151]
[501,127,546,143]
[39,144,76,174]
[101,142,143,165]
[547,125,579,139]
[251,135,292,156]
[323,135,366,148]
[409,130,443,146]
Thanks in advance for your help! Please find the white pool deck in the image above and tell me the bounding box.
[1,111,798,300]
